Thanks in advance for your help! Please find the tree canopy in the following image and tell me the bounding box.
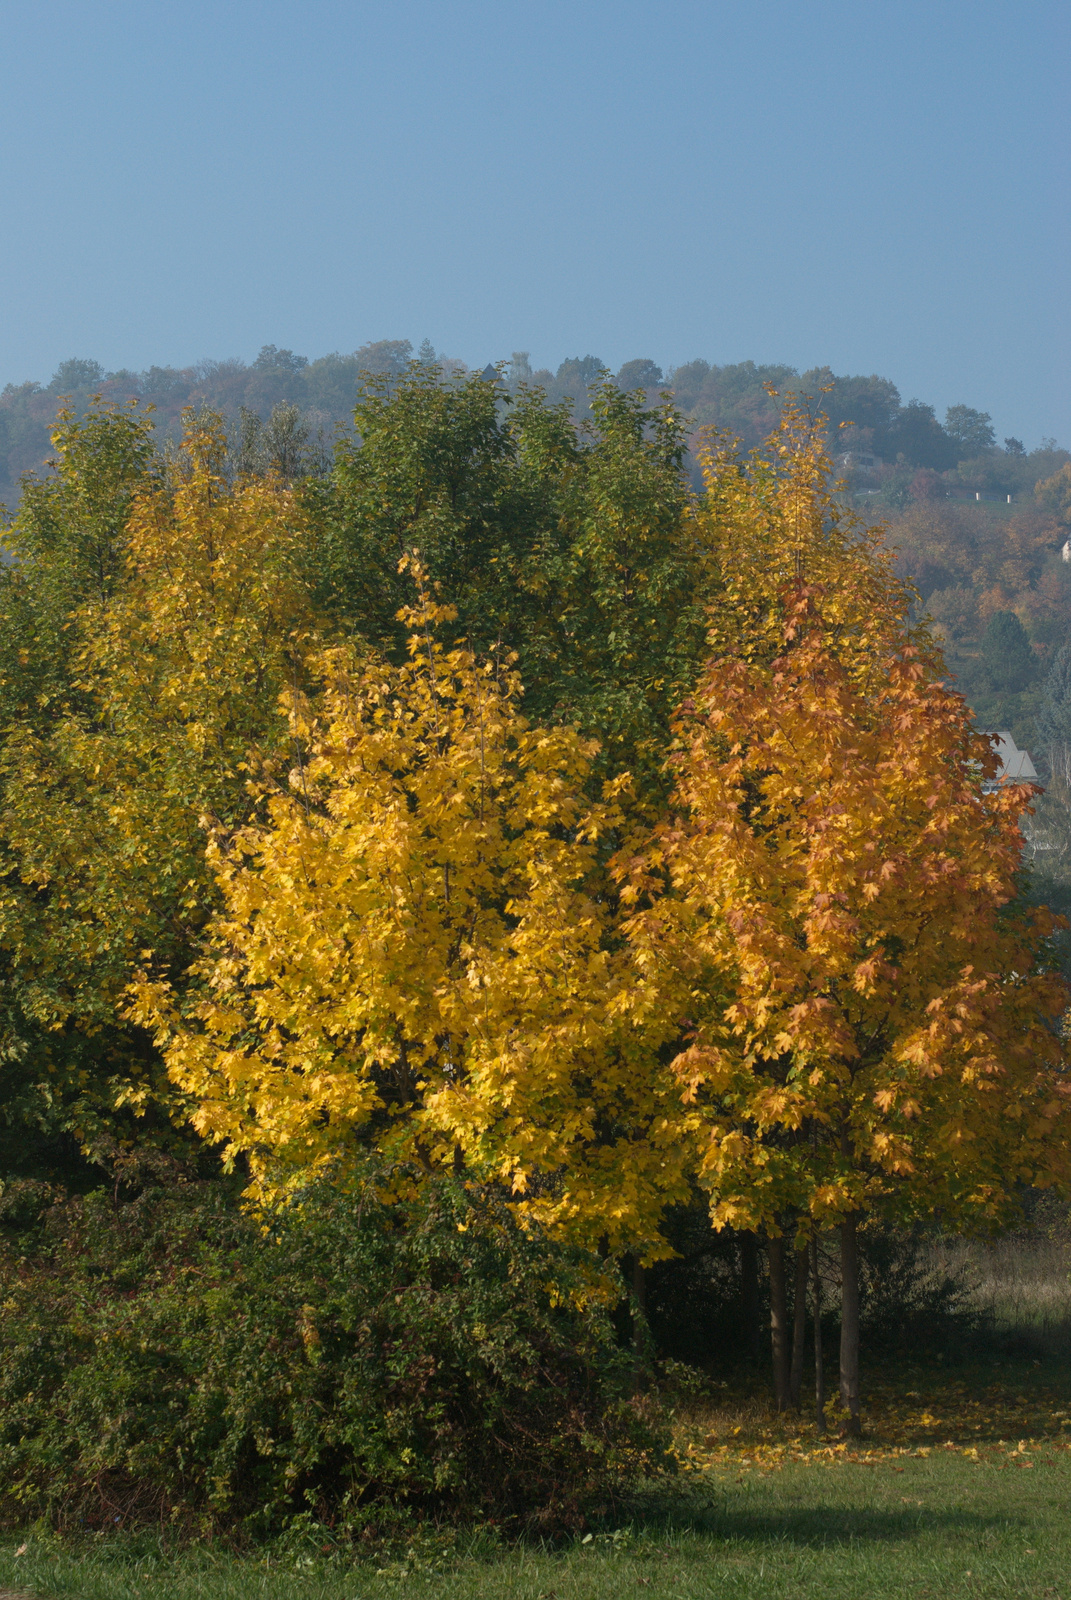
[0,366,1067,1433]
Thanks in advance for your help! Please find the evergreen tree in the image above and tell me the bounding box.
[981,610,1037,693]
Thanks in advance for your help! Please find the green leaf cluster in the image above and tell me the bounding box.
[314,368,706,788]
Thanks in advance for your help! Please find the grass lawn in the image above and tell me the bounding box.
[2,1359,1069,1600]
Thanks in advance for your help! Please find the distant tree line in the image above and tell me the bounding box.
[1,340,1061,507]
[880,458,1071,930]
[880,456,1071,743]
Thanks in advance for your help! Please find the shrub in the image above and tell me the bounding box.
[0,1165,659,1537]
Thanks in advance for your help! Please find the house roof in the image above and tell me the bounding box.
[981,731,1038,784]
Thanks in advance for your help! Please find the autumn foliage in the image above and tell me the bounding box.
[0,376,1069,1499]
[617,406,1071,1424]
[134,576,691,1255]
[0,409,321,1148]
[626,592,1071,1230]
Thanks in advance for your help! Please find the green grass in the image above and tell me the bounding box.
[3,1357,1068,1599]
[3,1448,1070,1598]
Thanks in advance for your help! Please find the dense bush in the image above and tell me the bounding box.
[0,1164,660,1537]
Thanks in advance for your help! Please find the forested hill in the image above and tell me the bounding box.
[4,338,1071,780]
[1,340,1064,510]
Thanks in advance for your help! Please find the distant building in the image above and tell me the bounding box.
[981,731,1038,790]
[837,450,880,473]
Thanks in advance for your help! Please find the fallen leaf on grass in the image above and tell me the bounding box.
[666,1370,1071,1473]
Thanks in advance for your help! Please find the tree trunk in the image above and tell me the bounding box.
[739,1231,762,1364]
[632,1258,647,1394]
[839,1214,862,1436]
[768,1235,790,1410]
[790,1245,808,1411]
[812,1233,826,1436]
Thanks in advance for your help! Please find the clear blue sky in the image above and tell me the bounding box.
[1,0,1066,445]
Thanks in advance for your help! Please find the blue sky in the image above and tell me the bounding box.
[1,0,1066,444]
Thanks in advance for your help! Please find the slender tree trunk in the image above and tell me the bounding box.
[839,1214,862,1436]
[812,1233,826,1437]
[768,1235,790,1410]
[790,1246,808,1411]
[632,1258,647,1395]
[739,1231,762,1364]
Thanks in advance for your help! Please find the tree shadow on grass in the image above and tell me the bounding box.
[611,1488,1023,1548]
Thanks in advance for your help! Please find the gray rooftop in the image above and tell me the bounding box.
[982,731,1038,786]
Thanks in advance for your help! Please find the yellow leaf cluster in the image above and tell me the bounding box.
[133,578,693,1254]
[690,392,931,686]
[0,412,322,1118]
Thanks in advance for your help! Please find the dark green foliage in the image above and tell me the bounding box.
[643,1207,759,1372]
[643,1209,987,1376]
[0,1165,659,1536]
[1035,641,1071,790]
[6,345,1040,510]
[1,400,156,682]
[615,360,664,393]
[314,366,703,787]
[543,356,607,416]
[885,400,958,471]
[0,399,158,785]
[0,403,166,1184]
[314,363,520,653]
[46,358,107,395]
[664,362,964,474]
[981,610,1039,693]
[944,405,997,459]
[806,369,903,443]
[887,492,1071,751]
[229,402,331,481]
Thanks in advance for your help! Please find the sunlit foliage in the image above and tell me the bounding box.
[134,575,691,1252]
[0,409,323,1151]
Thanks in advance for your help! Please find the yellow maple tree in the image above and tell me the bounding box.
[689,391,931,678]
[601,393,1071,1427]
[0,410,323,1136]
[133,574,692,1255]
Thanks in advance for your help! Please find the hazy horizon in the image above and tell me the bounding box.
[1,1,1066,446]
[3,340,1065,461]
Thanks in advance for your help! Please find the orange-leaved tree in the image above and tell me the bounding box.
[132,574,692,1258]
[621,586,1071,1432]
